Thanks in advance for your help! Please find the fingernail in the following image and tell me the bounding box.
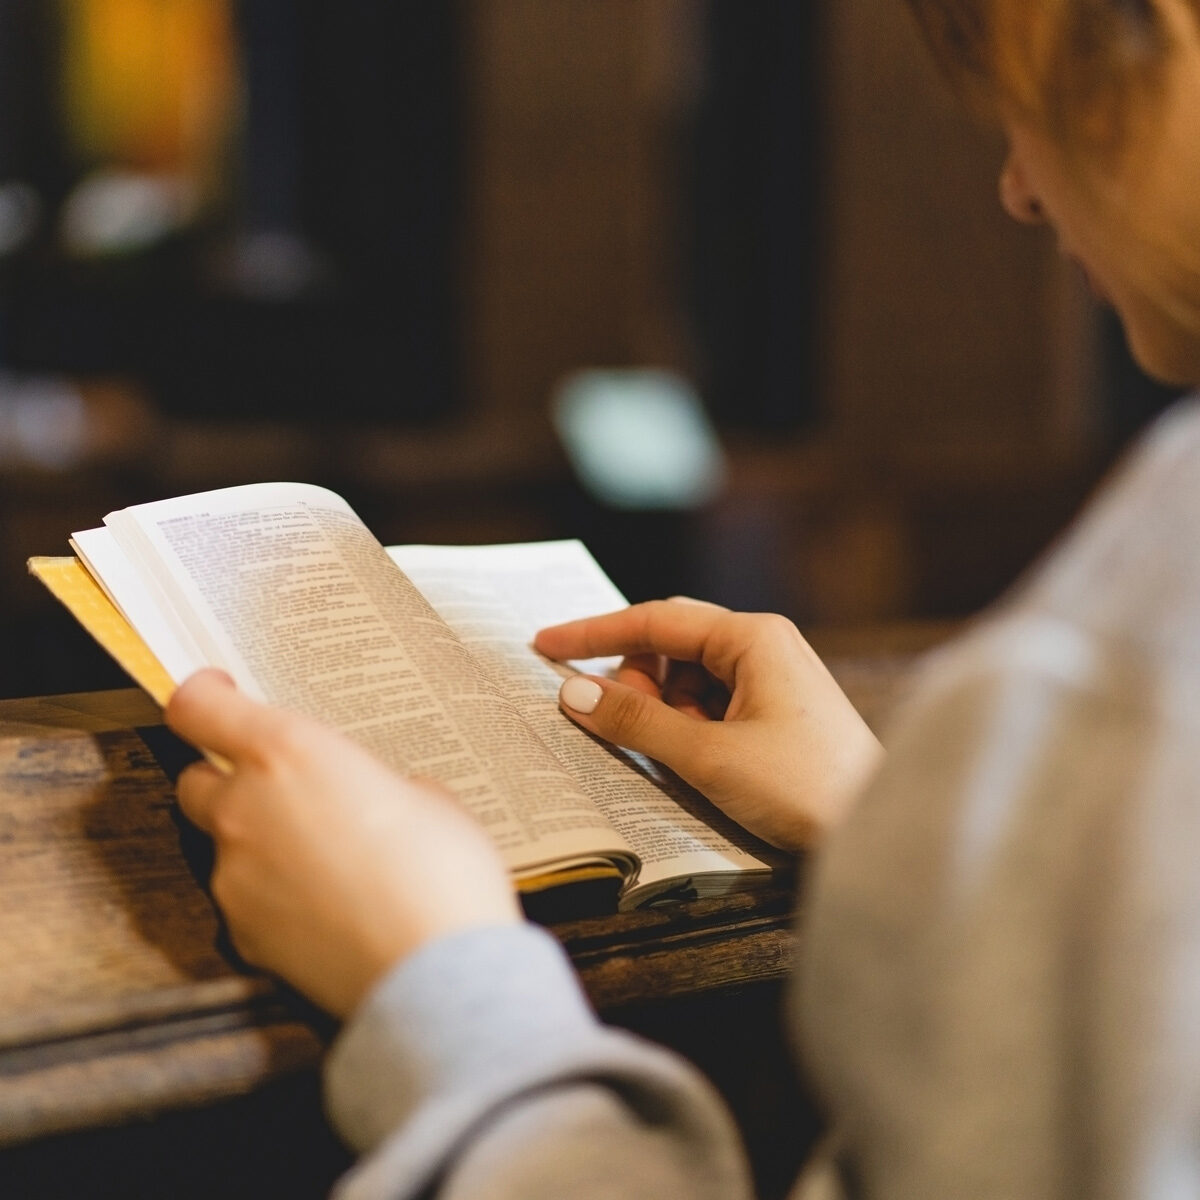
[560,675,603,715]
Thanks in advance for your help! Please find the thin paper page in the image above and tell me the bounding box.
[390,539,625,677]
[388,540,773,882]
[102,482,354,696]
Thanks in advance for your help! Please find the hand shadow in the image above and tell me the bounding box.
[78,725,240,988]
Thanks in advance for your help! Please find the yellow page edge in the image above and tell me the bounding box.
[28,556,176,707]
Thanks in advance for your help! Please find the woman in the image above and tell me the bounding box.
[166,1,1200,1195]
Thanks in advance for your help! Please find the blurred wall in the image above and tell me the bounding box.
[0,0,1156,700]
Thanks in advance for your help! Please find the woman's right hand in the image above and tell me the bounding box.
[535,600,883,850]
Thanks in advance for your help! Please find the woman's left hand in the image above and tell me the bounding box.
[166,670,522,1020]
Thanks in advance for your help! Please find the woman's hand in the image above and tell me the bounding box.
[534,600,883,850]
[165,670,521,1020]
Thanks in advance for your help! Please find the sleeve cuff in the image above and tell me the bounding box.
[323,921,600,1154]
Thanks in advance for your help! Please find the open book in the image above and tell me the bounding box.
[29,482,783,911]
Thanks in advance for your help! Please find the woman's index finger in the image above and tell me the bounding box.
[535,600,735,677]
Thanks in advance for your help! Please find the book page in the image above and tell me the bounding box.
[94,484,631,873]
[388,540,774,893]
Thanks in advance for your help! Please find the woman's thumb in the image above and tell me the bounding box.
[557,674,696,770]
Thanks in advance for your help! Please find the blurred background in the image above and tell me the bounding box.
[0,0,1182,699]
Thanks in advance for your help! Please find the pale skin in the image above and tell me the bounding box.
[168,0,1200,1021]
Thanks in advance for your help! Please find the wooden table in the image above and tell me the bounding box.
[0,630,942,1196]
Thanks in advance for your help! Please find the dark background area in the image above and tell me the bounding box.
[2,2,461,424]
[0,0,1180,702]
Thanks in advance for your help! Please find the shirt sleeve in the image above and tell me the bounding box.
[794,401,1200,1200]
[324,921,754,1200]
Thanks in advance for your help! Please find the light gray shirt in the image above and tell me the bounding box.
[799,396,1200,1198]
[326,397,1200,1199]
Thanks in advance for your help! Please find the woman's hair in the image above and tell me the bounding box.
[902,0,1186,142]
[904,0,1200,377]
